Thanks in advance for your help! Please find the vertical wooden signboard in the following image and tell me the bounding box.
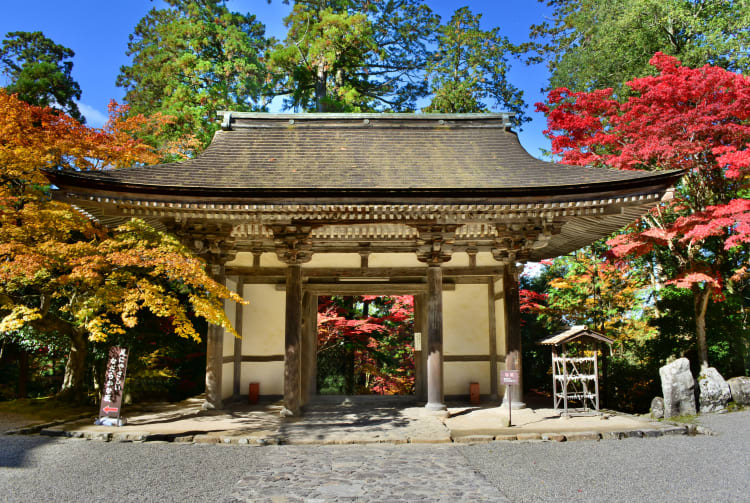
[501,370,519,427]
[98,346,129,421]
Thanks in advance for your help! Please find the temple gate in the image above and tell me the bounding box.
[48,113,681,415]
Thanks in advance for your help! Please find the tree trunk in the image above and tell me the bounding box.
[315,64,327,112]
[18,348,28,399]
[60,328,88,402]
[693,285,711,369]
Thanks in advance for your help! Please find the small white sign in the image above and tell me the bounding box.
[414,332,422,351]
[500,370,519,385]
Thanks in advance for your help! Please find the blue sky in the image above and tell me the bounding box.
[0,1,554,156]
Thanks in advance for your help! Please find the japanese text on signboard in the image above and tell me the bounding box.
[99,346,128,419]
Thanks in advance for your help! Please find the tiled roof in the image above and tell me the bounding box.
[50,113,678,196]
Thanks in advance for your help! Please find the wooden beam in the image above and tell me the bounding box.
[241,355,285,362]
[303,284,426,295]
[233,276,244,400]
[204,265,225,410]
[227,265,507,279]
[425,265,446,412]
[487,278,498,400]
[503,264,525,408]
[444,355,490,362]
[283,265,303,416]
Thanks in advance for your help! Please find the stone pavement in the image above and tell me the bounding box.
[5,395,691,445]
[226,444,510,502]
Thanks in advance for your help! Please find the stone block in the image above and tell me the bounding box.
[622,430,643,438]
[40,428,65,437]
[727,376,750,406]
[698,367,731,413]
[661,426,688,436]
[453,435,494,443]
[600,431,625,440]
[193,434,220,444]
[650,397,665,419]
[563,431,600,442]
[660,358,696,418]
[515,433,542,441]
[112,432,148,442]
[493,434,517,441]
[639,429,664,438]
[541,433,566,442]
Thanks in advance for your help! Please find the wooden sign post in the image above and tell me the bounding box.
[95,346,129,426]
[500,370,520,427]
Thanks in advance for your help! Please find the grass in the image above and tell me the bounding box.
[0,396,96,421]
[659,413,699,424]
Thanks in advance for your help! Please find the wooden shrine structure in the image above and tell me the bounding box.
[46,113,681,415]
[540,326,614,415]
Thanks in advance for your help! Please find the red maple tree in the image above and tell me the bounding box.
[317,295,415,395]
[537,53,750,367]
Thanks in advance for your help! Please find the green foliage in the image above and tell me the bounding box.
[268,0,438,112]
[654,286,750,377]
[89,313,207,402]
[116,0,268,156]
[423,7,528,124]
[0,31,83,121]
[317,295,414,395]
[529,0,750,94]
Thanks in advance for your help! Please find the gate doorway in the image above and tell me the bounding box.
[316,295,416,396]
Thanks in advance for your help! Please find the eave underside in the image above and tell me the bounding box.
[60,188,669,262]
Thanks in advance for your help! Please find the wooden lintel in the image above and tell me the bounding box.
[226,265,507,279]
[444,355,491,362]
[303,283,456,295]
[241,355,285,362]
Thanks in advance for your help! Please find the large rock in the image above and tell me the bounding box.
[698,367,731,413]
[659,358,696,418]
[650,396,665,419]
[727,376,750,406]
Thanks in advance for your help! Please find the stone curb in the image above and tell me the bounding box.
[29,425,698,445]
[3,413,93,436]
[450,426,699,444]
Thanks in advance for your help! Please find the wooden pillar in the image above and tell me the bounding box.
[425,264,446,411]
[300,291,318,407]
[503,263,525,409]
[413,294,427,401]
[283,264,303,416]
[487,277,499,400]
[232,276,244,400]
[204,263,226,410]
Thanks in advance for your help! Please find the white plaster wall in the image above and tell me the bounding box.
[443,284,490,355]
[241,284,285,355]
[494,278,506,356]
[241,362,284,395]
[475,252,501,267]
[222,362,233,399]
[445,362,490,395]
[444,253,468,267]
[302,253,360,268]
[225,252,253,268]
[260,253,286,267]
[368,253,425,268]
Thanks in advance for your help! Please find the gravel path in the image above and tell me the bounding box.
[227,445,508,502]
[1,410,748,502]
[1,438,267,503]
[459,410,750,503]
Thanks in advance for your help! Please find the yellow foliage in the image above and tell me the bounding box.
[0,91,246,349]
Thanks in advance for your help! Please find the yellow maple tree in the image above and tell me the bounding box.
[0,91,242,400]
